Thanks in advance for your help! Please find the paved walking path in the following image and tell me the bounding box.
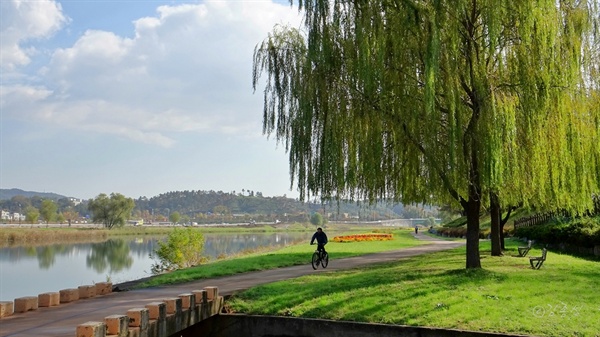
[0,234,463,337]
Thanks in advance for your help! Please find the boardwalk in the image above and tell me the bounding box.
[0,234,463,337]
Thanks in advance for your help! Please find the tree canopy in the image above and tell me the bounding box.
[151,228,207,273]
[310,212,324,227]
[253,0,600,268]
[88,193,135,229]
[40,199,57,225]
[169,211,181,224]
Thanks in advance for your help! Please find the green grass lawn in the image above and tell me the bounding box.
[227,240,600,337]
[136,229,424,287]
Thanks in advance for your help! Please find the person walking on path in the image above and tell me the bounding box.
[310,227,328,256]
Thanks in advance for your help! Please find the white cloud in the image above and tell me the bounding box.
[0,0,68,70]
[1,1,303,147]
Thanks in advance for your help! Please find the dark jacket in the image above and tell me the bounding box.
[311,231,328,245]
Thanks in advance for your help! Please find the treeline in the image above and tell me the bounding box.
[0,195,88,218]
[1,189,441,224]
[132,190,421,223]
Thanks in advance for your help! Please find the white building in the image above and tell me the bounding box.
[1,210,25,222]
[69,198,83,206]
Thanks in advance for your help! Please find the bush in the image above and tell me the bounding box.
[151,228,208,273]
[515,217,600,247]
[436,226,467,238]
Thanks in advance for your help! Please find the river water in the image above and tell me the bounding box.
[0,232,306,301]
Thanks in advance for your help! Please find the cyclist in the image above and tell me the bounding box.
[310,227,328,257]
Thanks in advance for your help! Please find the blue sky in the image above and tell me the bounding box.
[1,0,304,200]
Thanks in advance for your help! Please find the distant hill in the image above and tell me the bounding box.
[0,188,438,222]
[0,188,68,201]
[132,190,411,222]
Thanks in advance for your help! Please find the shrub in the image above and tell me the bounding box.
[151,228,208,274]
[515,217,600,247]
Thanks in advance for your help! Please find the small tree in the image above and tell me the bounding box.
[402,205,425,219]
[310,212,323,228]
[151,228,207,273]
[88,193,135,229]
[24,206,39,224]
[62,210,79,227]
[39,199,57,226]
[213,205,229,222]
[169,211,181,225]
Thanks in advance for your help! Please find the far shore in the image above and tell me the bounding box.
[0,222,405,248]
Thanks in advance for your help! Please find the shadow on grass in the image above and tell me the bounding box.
[504,237,600,262]
[226,238,600,335]
[227,247,511,322]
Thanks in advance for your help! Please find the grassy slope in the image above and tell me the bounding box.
[227,239,600,337]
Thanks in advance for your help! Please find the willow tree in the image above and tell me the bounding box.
[88,193,135,229]
[253,1,600,268]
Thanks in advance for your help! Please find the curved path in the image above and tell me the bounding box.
[0,234,463,337]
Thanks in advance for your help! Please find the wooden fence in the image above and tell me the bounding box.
[513,211,569,230]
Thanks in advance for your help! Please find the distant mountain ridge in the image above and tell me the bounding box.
[0,188,69,201]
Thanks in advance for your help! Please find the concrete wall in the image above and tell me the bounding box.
[180,314,534,337]
[75,286,223,337]
[0,282,113,318]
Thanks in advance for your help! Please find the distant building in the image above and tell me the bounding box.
[127,219,144,226]
[69,198,83,206]
[1,210,25,221]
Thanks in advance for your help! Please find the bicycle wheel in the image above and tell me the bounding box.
[321,253,329,268]
[311,252,320,270]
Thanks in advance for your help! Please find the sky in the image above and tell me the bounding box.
[0,0,305,200]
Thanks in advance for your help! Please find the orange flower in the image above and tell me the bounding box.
[332,233,393,243]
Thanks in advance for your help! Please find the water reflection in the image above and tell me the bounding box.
[0,232,306,301]
[203,233,304,259]
[87,239,133,273]
[2,244,82,269]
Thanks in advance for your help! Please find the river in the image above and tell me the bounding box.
[0,232,307,301]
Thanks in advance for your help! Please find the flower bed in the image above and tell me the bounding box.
[332,233,393,243]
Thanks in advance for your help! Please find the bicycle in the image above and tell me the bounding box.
[311,248,329,270]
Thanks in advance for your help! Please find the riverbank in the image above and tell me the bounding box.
[0,226,169,247]
[0,222,394,248]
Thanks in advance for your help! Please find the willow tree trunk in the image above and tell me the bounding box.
[464,196,482,268]
[490,192,503,256]
[500,206,516,250]
[463,154,482,268]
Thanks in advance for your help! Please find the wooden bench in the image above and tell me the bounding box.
[518,240,533,257]
[529,248,547,269]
